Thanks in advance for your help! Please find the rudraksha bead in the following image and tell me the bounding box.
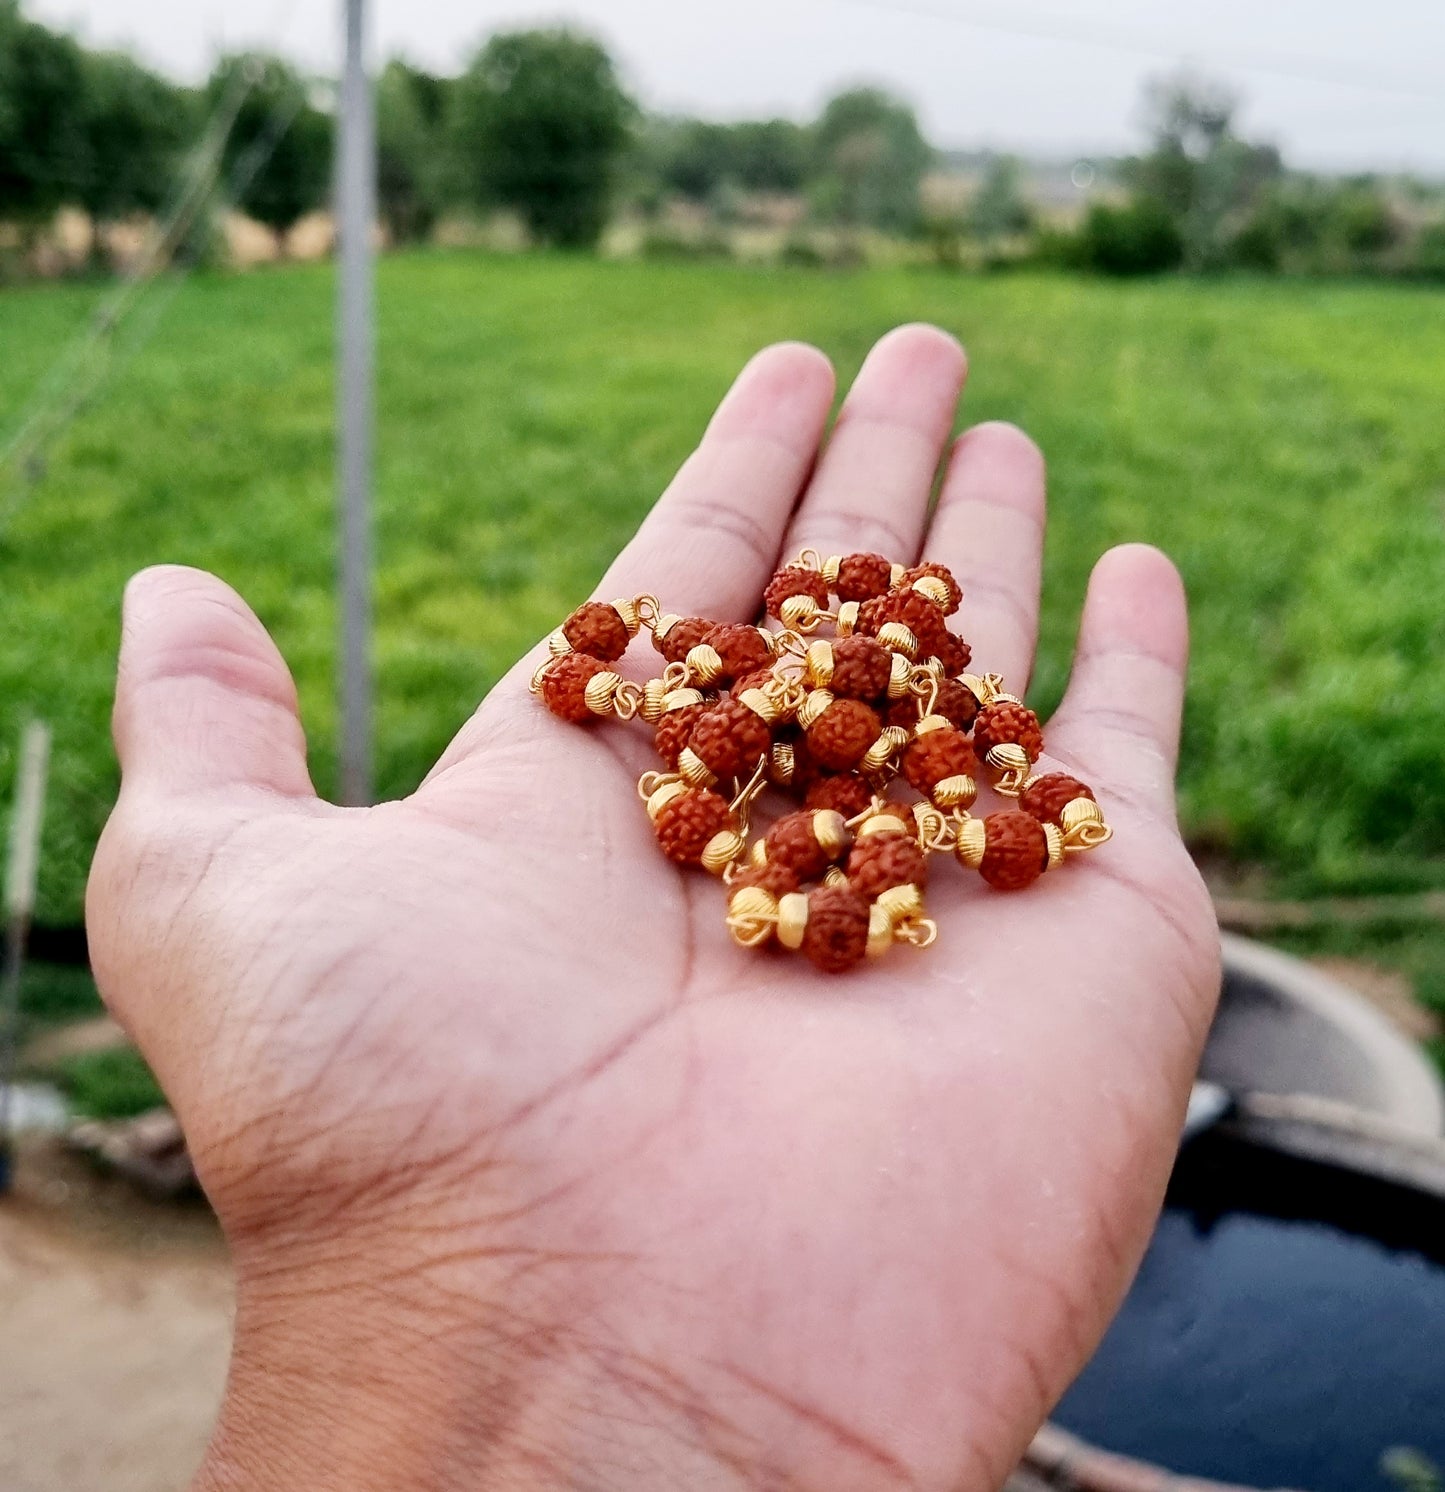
[933,678,980,732]
[806,698,882,771]
[978,810,1049,890]
[689,696,773,779]
[934,631,972,678]
[765,809,849,881]
[540,653,608,724]
[704,623,774,681]
[562,601,631,662]
[763,565,829,620]
[834,552,894,603]
[801,885,871,973]
[901,726,975,795]
[654,702,706,768]
[848,832,929,899]
[655,616,715,664]
[654,788,732,865]
[973,700,1044,761]
[829,636,893,700]
[805,772,875,819]
[729,860,801,900]
[1020,773,1095,826]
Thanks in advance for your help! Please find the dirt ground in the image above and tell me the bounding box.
[0,1140,232,1492]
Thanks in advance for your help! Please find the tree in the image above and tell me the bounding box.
[1126,73,1281,271]
[452,29,635,249]
[0,1,88,229]
[377,59,449,244]
[207,55,333,247]
[967,155,1033,246]
[78,51,195,246]
[811,87,930,234]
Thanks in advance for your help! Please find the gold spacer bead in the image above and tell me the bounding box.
[886,651,913,700]
[821,554,842,587]
[931,774,978,810]
[768,740,796,786]
[860,730,903,774]
[914,713,949,736]
[987,742,1032,773]
[958,673,992,705]
[677,746,718,788]
[1061,797,1105,832]
[812,809,850,859]
[776,892,809,951]
[739,687,780,725]
[1044,823,1065,872]
[662,686,704,712]
[727,886,778,948]
[911,575,951,609]
[889,562,907,588]
[796,688,834,732]
[646,780,688,822]
[584,670,622,717]
[684,643,724,686]
[610,597,641,637]
[823,866,849,889]
[805,639,835,689]
[653,612,683,641]
[547,630,572,658]
[702,828,747,876]
[877,882,924,926]
[749,837,769,868]
[756,625,781,657]
[641,678,668,724]
[954,816,987,869]
[780,593,822,630]
[859,808,912,838]
[877,622,918,658]
[866,902,896,958]
[835,601,860,636]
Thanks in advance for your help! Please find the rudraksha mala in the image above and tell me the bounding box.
[531,551,1112,974]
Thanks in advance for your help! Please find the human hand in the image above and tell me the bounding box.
[88,325,1219,1492]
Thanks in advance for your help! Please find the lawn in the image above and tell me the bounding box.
[2,252,1444,950]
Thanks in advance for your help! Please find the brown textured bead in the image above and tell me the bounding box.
[884,695,925,731]
[934,631,973,678]
[835,552,894,603]
[901,727,976,794]
[829,636,892,700]
[704,623,773,681]
[979,810,1049,890]
[807,698,882,771]
[973,701,1044,762]
[800,885,871,973]
[848,832,929,899]
[690,696,773,779]
[805,772,875,819]
[539,653,607,723]
[654,702,706,768]
[857,587,937,642]
[731,665,777,697]
[902,561,963,614]
[763,566,829,620]
[654,789,732,865]
[933,678,980,732]
[730,860,801,900]
[1020,773,1095,826]
[562,601,630,662]
[765,810,838,881]
[655,616,715,664]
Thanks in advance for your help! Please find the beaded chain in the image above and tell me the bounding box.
[531,551,1112,974]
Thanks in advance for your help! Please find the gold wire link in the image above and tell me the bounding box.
[796,547,823,571]
[637,770,674,801]
[729,758,770,815]
[633,594,661,628]
[899,918,938,949]
[612,681,644,722]
[661,661,689,691]
[1064,820,1114,852]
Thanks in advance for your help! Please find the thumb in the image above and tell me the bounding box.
[114,565,315,800]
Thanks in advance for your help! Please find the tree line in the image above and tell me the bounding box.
[2,0,1441,279]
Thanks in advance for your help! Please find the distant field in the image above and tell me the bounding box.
[2,253,1443,934]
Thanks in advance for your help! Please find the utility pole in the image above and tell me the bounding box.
[336,0,375,805]
[1,720,51,1194]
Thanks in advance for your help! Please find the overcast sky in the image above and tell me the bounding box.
[27,0,1445,174]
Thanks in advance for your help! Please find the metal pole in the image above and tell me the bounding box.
[337,0,375,805]
[1,720,52,1194]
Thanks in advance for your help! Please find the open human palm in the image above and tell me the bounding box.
[88,326,1219,1491]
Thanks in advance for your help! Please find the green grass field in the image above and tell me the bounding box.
[3,252,1444,946]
